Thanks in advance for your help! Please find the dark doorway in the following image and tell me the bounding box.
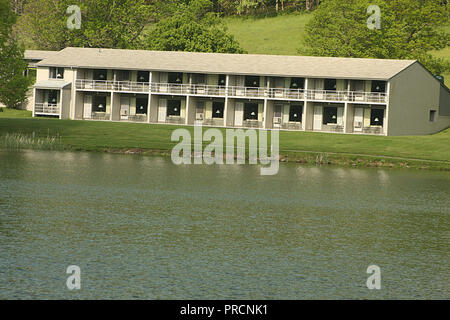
[290,78,305,89]
[289,105,303,122]
[136,97,148,114]
[244,103,258,120]
[371,81,386,93]
[137,71,150,83]
[212,101,224,118]
[167,100,181,116]
[93,69,108,81]
[48,90,58,104]
[93,95,107,112]
[168,72,183,84]
[324,79,337,91]
[245,76,260,88]
[323,106,337,124]
[370,109,384,126]
[218,74,226,86]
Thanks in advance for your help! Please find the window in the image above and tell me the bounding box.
[167,100,181,116]
[137,71,149,83]
[371,81,386,93]
[136,97,148,114]
[244,103,258,120]
[93,96,107,112]
[117,70,130,81]
[429,110,437,122]
[245,76,260,88]
[168,72,183,84]
[48,90,58,104]
[194,74,206,84]
[289,105,303,122]
[370,109,384,126]
[49,67,64,79]
[218,74,226,86]
[323,106,337,124]
[290,78,305,89]
[93,69,107,81]
[212,101,224,118]
[324,79,337,91]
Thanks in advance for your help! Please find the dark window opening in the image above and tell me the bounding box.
[117,70,130,81]
[371,81,386,93]
[167,100,181,116]
[323,106,337,124]
[324,79,337,91]
[244,103,258,120]
[212,101,224,118]
[136,97,148,114]
[93,96,107,112]
[194,74,206,84]
[137,71,149,83]
[290,78,305,89]
[48,90,58,104]
[168,72,183,84]
[49,67,64,79]
[289,105,303,122]
[429,110,437,122]
[245,76,260,88]
[218,74,226,86]
[93,69,108,81]
[370,109,384,126]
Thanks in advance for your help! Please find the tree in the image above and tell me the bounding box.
[144,0,245,53]
[16,0,152,50]
[0,0,31,108]
[300,0,450,75]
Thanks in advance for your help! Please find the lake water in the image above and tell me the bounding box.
[0,150,448,299]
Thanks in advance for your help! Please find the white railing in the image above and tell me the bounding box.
[75,79,387,103]
[306,89,387,103]
[35,103,59,114]
[76,79,150,93]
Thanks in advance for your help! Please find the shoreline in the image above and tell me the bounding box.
[4,146,447,171]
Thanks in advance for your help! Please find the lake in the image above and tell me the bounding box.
[0,150,448,299]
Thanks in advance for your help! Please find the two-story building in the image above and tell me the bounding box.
[30,47,450,135]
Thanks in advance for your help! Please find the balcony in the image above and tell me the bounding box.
[76,79,150,93]
[35,103,59,115]
[306,90,387,103]
[75,80,388,104]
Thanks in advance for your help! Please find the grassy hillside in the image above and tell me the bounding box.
[224,13,312,55]
[225,14,450,87]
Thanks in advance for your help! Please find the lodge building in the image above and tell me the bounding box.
[25,47,450,136]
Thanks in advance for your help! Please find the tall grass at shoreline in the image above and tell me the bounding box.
[0,132,65,151]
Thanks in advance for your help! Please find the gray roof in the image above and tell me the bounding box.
[25,50,58,61]
[34,80,72,89]
[35,47,417,80]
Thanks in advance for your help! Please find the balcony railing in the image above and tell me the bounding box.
[75,79,388,103]
[306,90,387,103]
[76,79,150,93]
[35,103,59,115]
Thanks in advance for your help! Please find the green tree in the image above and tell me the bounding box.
[0,0,31,109]
[300,0,450,75]
[144,0,245,53]
[16,0,152,50]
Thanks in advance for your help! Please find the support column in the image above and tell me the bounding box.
[263,99,274,129]
[344,102,355,133]
[185,95,191,125]
[111,92,120,121]
[149,94,159,123]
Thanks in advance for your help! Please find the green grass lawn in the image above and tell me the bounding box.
[225,13,450,87]
[0,108,32,118]
[1,117,449,165]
